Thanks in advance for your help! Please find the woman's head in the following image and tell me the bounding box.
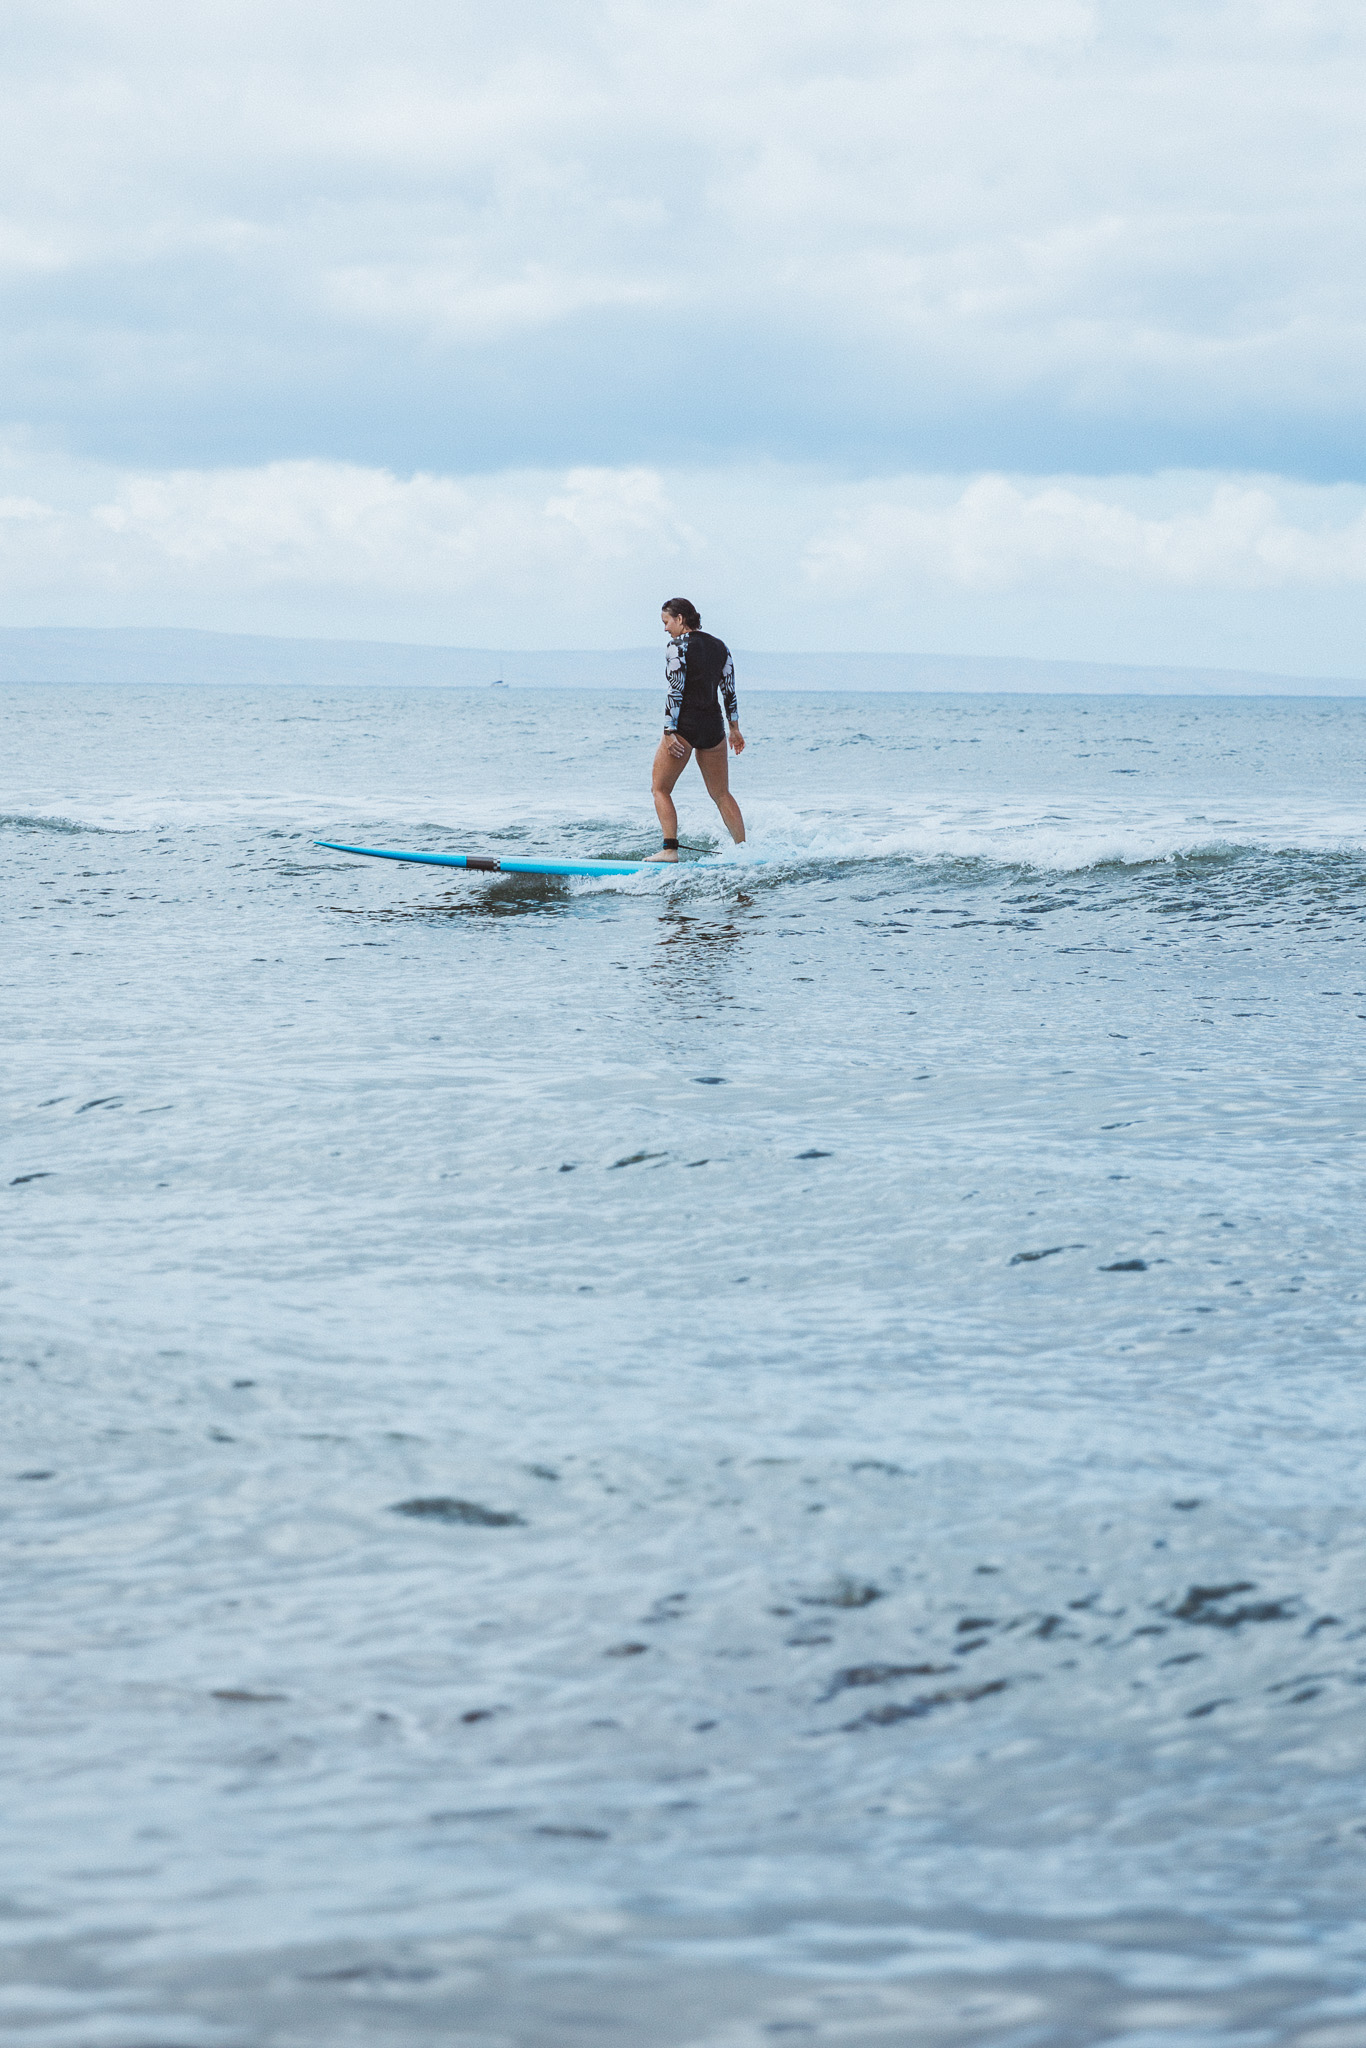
[661,598,700,634]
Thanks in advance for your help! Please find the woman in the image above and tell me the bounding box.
[648,600,746,862]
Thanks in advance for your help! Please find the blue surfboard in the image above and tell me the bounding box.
[316,839,660,877]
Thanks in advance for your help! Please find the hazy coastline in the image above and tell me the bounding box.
[3,625,1365,696]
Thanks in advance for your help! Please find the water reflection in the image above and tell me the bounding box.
[647,902,751,1007]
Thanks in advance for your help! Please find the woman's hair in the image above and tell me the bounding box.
[662,598,701,629]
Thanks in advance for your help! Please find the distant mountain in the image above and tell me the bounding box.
[0,626,1359,695]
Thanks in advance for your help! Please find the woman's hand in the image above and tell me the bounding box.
[728,725,746,755]
[665,730,689,760]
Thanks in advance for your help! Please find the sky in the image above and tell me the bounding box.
[4,0,1366,669]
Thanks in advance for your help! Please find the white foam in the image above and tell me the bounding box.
[9,774,1365,876]
[565,796,1366,892]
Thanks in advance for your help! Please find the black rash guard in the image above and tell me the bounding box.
[664,631,738,750]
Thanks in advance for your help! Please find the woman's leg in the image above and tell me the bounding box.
[695,740,745,843]
[650,735,692,858]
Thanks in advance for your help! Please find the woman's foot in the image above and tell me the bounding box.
[643,847,679,863]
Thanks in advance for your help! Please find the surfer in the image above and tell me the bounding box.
[648,600,746,861]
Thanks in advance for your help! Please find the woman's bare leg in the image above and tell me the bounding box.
[649,735,691,859]
[696,740,745,843]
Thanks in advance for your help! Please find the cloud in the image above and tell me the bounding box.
[4,1,1366,475]
[80,459,697,583]
[6,442,1366,676]
[7,4,1366,666]
[0,446,706,635]
[803,476,1366,592]
[0,493,52,520]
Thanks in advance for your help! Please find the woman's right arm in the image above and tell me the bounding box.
[663,639,686,734]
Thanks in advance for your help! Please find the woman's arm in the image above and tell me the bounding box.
[721,649,744,752]
[719,649,738,726]
[664,638,686,733]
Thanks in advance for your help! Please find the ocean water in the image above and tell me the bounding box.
[4,683,1366,2048]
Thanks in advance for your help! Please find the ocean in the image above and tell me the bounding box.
[4,682,1366,2046]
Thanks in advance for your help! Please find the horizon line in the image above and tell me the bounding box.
[1,622,1364,693]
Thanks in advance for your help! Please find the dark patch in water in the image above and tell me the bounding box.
[844,1680,1007,1729]
[212,1689,287,1703]
[526,1464,559,1480]
[536,1824,609,1839]
[797,1149,832,1159]
[609,1150,667,1169]
[693,1076,727,1084]
[800,1579,883,1609]
[16,1470,53,1480]
[75,1096,123,1114]
[1172,1498,1202,1510]
[302,1963,438,1983]
[390,1497,526,1527]
[430,1806,518,1822]
[1010,1244,1085,1264]
[1102,1258,1149,1271]
[1186,1698,1233,1719]
[957,1616,996,1633]
[10,1173,52,1185]
[604,1642,649,1657]
[821,1663,954,1700]
[1169,1583,1295,1628]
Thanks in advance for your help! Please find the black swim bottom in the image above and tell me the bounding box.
[675,707,726,752]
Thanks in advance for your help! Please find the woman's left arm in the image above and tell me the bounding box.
[721,650,744,751]
[719,649,739,727]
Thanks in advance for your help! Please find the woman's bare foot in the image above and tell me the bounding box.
[642,847,679,863]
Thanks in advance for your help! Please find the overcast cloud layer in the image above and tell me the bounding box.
[8,446,1366,672]
[4,1,1366,664]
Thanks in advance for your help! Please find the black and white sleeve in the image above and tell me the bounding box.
[664,637,687,731]
[719,650,738,725]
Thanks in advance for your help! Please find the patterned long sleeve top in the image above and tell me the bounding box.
[664,633,739,731]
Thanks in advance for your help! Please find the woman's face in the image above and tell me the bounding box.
[661,610,689,639]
